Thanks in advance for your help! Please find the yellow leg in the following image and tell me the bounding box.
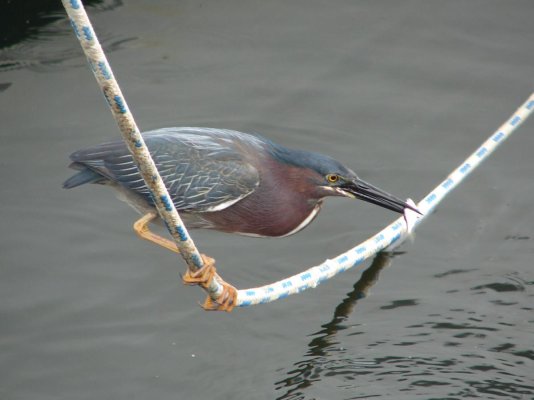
[133,212,180,253]
[134,214,237,312]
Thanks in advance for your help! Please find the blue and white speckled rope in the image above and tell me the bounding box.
[62,0,225,300]
[63,0,533,310]
[234,93,534,306]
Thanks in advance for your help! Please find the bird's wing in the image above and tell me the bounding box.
[69,128,260,212]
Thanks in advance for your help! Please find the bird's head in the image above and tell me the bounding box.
[271,144,419,215]
[314,166,420,214]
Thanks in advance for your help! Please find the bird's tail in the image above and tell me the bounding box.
[63,165,105,189]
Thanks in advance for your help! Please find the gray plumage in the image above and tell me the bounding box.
[64,127,261,213]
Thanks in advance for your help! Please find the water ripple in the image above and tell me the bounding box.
[0,0,133,74]
[274,252,533,399]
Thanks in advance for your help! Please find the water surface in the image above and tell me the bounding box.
[1,1,533,399]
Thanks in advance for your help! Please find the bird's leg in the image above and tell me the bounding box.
[134,214,237,311]
[182,254,238,312]
[133,212,180,253]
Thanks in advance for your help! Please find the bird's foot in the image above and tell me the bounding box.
[182,254,217,286]
[182,254,237,312]
[200,280,237,312]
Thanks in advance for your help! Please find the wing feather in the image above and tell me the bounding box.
[69,128,260,212]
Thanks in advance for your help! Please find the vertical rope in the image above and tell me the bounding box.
[62,0,224,299]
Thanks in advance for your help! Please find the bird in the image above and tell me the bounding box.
[64,127,419,310]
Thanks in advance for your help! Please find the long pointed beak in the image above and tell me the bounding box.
[343,178,421,215]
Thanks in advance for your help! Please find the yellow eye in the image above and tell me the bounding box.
[326,174,339,183]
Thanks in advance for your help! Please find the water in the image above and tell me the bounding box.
[1,1,533,399]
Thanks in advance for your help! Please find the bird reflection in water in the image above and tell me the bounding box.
[274,251,402,400]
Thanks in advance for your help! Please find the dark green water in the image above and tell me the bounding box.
[1,1,533,399]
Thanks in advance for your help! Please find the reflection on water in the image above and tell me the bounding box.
[275,252,534,400]
[0,0,131,73]
[275,252,394,399]
[0,82,11,93]
[1,0,114,49]
[472,273,528,294]
[0,36,136,73]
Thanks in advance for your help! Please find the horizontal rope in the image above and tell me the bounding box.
[235,93,534,307]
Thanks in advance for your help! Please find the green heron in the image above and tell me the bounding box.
[64,127,418,309]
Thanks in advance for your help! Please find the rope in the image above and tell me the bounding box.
[63,0,533,310]
[235,93,534,306]
[62,0,225,300]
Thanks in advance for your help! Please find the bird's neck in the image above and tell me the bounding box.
[203,161,324,237]
[247,161,324,236]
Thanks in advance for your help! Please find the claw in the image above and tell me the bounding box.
[182,254,216,286]
[200,281,238,312]
[182,254,238,312]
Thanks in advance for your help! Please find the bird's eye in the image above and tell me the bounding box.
[326,174,339,183]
